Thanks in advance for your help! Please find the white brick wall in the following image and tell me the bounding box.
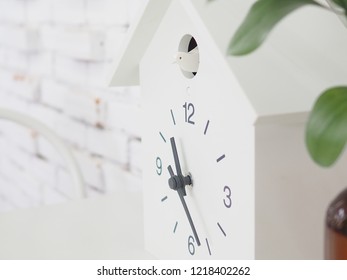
[0,24,40,51]
[51,0,86,25]
[0,0,145,212]
[0,0,26,24]
[86,0,128,26]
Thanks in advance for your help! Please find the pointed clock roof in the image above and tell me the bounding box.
[109,0,347,118]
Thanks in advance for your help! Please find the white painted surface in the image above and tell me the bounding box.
[255,121,347,259]
[141,0,254,259]
[0,191,152,259]
[110,0,347,259]
[111,0,347,117]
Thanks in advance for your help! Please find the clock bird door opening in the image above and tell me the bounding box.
[177,35,199,79]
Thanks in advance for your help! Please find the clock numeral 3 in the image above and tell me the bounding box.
[188,235,196,255]
[183,102,195,125]
[223,186,232,208]
[156,157,162,175]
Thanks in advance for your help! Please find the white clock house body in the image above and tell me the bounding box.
[110,0,347,259]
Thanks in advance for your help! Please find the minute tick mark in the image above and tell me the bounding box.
[161,196,168,202]
[217,154,225,163]
[170,109,176,125]
[204,120,210,135]
[217,222,227,237]
[173,221,178,233]
[206,238,212,255]
[159,132,166,143]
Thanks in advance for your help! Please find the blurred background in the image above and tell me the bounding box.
[0,0,146,212]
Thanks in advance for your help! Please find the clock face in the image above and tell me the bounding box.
[142,32,254,259]
[143,82,253,259]
[150,103,233,258]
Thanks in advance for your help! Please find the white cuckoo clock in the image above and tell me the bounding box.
[110,0,347,259]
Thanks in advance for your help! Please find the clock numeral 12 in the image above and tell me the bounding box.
[183,102,195,125]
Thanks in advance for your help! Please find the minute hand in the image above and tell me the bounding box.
[168,165,201,246]
[178,188,201,246]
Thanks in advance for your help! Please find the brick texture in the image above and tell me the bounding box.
[0,0,145,212]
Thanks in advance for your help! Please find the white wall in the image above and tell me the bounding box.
[0,0,146,212]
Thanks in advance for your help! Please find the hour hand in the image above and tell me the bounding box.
[170,137,183,176]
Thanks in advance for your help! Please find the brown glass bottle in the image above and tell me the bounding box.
[325,188,347,259]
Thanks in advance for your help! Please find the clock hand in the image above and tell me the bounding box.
[169,137,187,196]
[168,165,188,197]
[177,188,201,246]
[170,137,182,176]
[168,165,201,246]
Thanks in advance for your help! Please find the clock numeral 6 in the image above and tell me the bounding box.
[188,235,196,255]
[156,157,162,175]
[183,102,195,125]
[223,186,232,208]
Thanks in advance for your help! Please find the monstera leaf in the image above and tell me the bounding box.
[306,87,347,167]
[228,0,321,55]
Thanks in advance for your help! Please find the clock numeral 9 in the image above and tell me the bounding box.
[183,102,195,125]
[188,235,196,255]
[156,157,162,175]
[223,186,232,208]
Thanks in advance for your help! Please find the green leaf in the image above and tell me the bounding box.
[306,87,347,167]
[332,0,347,16]
[332,0,347,10]
[229,0,320,56]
